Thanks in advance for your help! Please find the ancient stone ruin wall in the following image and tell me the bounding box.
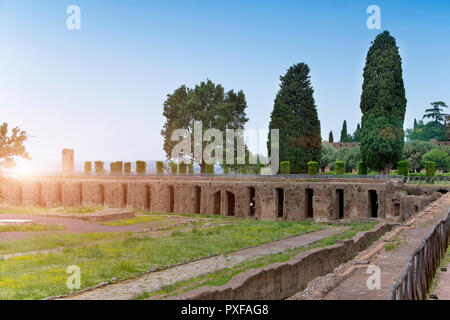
[0,176,440,222]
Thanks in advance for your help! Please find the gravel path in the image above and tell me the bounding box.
[61,227,345,300]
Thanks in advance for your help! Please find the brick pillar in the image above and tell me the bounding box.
[62,149,74,176]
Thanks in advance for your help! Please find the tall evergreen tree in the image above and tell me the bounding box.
[268,63,321,173]
[329,130,334,143]
[360,31,407,174]
[340,121,348,142]
[353,123,361,142]
[423,101,448,125]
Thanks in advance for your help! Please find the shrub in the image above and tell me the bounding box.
[280,161,290,174]
[397,161,409,177]
[307,161,318,175]
[425,161,436,179]
[179,163,187,174]
[169,162,177,174]
[335,161,345,175]
[124,162,131,175]
[187,163,194,174]
[205,163,215,174]
[95,161,104,175]
[84,162,92,176]
[156,161,164,174]
[136,161,147,175]
[240,166,248,174]
[422,148,450,172]
[223,166,229,174]
[357,161,367,175]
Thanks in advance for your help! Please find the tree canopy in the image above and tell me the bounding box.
[359,31,407,174]
[0,123,29,175]
[268,63,321,173]
[161,79,248,172]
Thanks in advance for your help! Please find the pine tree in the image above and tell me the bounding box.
[268,63,321,173]
[340,120,348,142]
[360,31,407,174]
[329,130,334,143]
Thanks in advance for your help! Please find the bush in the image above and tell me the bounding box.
[110,161,123,175]
[179,163,187,174]
[84,162,92,176]
[124,162,131,175]
[95,161,104,175]
[169,162,177,174]
[397,161,409,177]
[205,163,214,174]
[156,161,164,174]
[307,161,318,175]
[425,161,436,179]
[357,161,367,175]
[280,161,290,174]
[422,148,450,172]
[240,166,248,174]
[335,161,345,175]
[223,166,229,174]
[187,163,194,174]
[136,161,147,175]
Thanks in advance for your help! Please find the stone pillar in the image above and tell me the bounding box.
[62,149,74,176]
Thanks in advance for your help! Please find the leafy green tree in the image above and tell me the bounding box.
[360,31,407,174]
[0,123,29,175]
[320,143,336,172]
[334,146,361,173]
[423,101,448,125]
[406,119,444,141]
[422,148,450,172]
[444,115,450,140]
[329,130,334,143]
[161,80,248,173]
[402,140,436,172]
[268,63,321,173]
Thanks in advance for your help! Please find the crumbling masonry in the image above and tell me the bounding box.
[1,176,444,223]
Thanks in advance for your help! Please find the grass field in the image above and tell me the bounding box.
[0,223,65,233]
[0,219,328,299]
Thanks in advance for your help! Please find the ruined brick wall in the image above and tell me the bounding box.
[0,176,438,222]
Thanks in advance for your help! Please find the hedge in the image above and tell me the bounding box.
[187,163,194,174]
[205,163,215,174]
[179,163,187,174]
[357,161,367,175]
[110,161,123,175]
[136,161,147,175]
[124,162,131,175]
[84,162,92,175]
[280,161,290,175]
[95,161,104,175]
[223,166,229,174]
[240,166,248,174]
[169,162,177,174]
[335,161,345,175]
[425,161,436,178]
[307,161,318,175]
[397,161,409,177]
[156,161,164,174]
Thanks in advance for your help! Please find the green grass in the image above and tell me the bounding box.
[0,232,128,255]
[134,221,378,300]
[384,236,402,252]
[99,216,166,226]
[430,245,450,295]
[0,220,327,299]
[0,223,65,233]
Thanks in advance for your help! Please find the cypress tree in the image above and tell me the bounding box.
[329,130,334,143]
[360,31,407,174]
[353,123,361,142]
[340,120,348,142]
[268,63,321,173]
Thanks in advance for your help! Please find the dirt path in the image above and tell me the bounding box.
[60,227,346,300]
[289,194,450,300]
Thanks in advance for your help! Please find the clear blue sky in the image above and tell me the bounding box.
[1,0,449,164]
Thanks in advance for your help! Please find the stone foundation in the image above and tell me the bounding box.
[0,176,440,222]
